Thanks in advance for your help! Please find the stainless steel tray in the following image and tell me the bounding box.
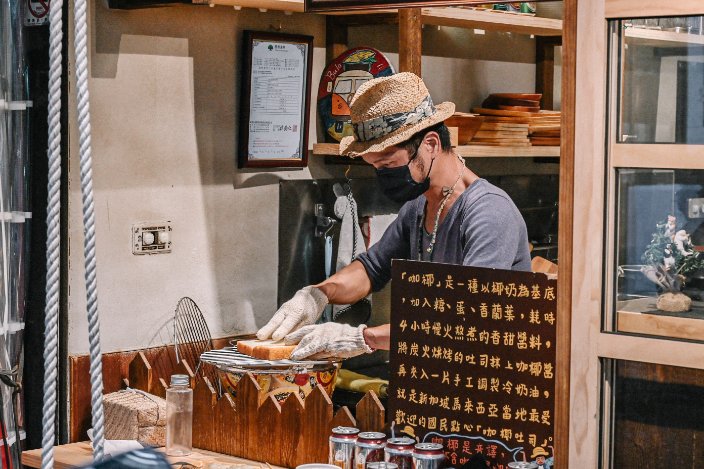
[200,347,340,374]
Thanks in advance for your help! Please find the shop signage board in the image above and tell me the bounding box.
[389,260,557,469]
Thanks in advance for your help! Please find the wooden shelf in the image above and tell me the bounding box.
[313,143,560,158]
[207,1,562,36]
[624,27,704,47]
[421,7,562,36]
[617,297,704,342]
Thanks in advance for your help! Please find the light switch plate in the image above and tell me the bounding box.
[132,221,172,255]
[688,198,704,219]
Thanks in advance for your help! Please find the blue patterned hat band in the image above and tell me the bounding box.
[353,95,436,142]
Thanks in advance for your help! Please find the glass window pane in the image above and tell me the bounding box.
[605,359,704,467]
[613,169,704,340]
[615,16,704,144]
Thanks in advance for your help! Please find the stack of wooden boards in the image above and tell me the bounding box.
[470,93,561,147]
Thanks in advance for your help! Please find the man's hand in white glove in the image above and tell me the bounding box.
[284,322,373,360]
[256,286,329,341]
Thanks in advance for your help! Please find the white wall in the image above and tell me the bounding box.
[67,1,558,355]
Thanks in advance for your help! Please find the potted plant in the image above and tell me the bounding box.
[641,215,704,312]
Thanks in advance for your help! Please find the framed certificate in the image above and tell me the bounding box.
[238,31,313,168]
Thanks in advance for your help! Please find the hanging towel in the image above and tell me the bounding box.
[332,190,372,324]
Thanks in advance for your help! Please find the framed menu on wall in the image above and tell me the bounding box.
[389,260,557,469]
[238,31,313,169]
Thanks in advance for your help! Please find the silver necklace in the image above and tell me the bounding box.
[424,155,466,257]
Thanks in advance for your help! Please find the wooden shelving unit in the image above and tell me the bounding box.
[624,26,704,47]
[206,1,563,36]
[313,143,560,158]
[421,7,562,36]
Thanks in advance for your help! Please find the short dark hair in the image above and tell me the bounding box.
[399,122,453,159]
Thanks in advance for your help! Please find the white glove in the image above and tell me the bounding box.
[257,286,329,341]
[285,322,373,360]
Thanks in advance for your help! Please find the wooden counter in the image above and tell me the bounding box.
[22,442,287,469]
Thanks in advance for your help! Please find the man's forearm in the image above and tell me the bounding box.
[314,260,372,305]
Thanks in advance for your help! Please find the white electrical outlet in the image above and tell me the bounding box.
[133,221,172,255]
[688,198,704,219]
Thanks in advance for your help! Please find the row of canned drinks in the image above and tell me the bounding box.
[329,427,444,469]
[328,426,539,469]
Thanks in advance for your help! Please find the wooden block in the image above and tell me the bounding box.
[356,390,385,433]
[129,352,155,394]
[471,138,531,144]
[474,131,529,138]
[472,107,536,117]
[213,393,238,455]
[257,396,283,465]
[479,123,529,131]
[498,105,541,112]
[298,385,334,465]
[232,374,262,459]
[279,393,305,468]
[192,377,218,452]
[467,142,532,147]
[331,406,356,429]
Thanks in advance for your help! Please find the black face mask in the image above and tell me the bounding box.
[375,155,434,203]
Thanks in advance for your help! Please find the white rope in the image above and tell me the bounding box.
[74,0,105,461]
[42,0,106,465]
[41,0,63,465]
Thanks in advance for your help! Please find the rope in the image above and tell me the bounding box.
[41,0,63,465]
[42,0,106,465]
[74,0,105,460]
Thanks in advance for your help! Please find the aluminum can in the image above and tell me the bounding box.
[330,427,360,469]
[355,432,387,469]
[367,463,399,469]
[384,437,416,469]
[507,463,538,469]
[411,443,445,469]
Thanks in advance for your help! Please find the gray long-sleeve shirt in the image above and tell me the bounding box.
[357,179,532,292]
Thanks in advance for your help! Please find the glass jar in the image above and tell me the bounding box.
[166,374,193,456]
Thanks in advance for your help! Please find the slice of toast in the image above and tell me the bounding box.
[237,339,297,360]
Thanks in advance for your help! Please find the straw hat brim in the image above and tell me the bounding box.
[339,101,456,158]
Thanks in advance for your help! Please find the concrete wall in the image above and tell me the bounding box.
[67,1,555,355]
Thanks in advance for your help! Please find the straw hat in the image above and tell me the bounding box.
[339,72,455,157]
[531,447,550,459]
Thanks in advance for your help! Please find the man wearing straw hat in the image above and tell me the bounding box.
[258,72,531,360]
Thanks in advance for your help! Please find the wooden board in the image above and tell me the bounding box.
[472,107,536,117]
[617,309,704,341]
[21,442,288,469]
[474,131,529,138]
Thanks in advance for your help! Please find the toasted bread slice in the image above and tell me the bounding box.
[237,339,297,360]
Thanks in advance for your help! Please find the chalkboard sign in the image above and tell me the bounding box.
[389,260,557,469]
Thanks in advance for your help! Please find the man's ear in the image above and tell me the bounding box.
[423,131,442,155]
